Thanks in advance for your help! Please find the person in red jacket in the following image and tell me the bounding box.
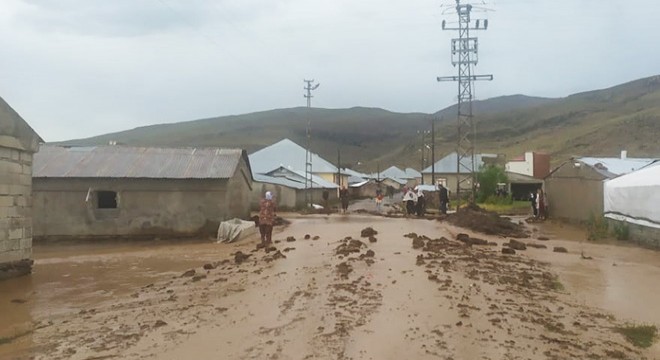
[259,191,277,244]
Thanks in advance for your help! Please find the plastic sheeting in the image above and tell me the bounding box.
[604,163,660,229]
[216,218,257,243]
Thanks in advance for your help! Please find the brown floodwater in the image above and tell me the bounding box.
[0,239,237,358]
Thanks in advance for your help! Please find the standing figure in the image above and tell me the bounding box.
[530,191,538,217]
[403,188,418,216]
[339,186,350,214]
[536,189,546,220]
[259,191,277,245]
[416,188,426,216]
[375,192,384,212]
[438,184,449,215]
[322,189,330,213]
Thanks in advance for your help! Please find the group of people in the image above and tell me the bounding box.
[401,186,427,216]
[529,188,548,220]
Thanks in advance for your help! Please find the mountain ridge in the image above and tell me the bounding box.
[58,75,660,171]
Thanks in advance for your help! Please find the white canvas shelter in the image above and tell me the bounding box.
[604,162,660,229]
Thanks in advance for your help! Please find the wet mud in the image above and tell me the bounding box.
[0,213,659,359]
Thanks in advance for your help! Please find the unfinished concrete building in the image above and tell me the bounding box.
[33,145,253,240]
[0,97,42,280]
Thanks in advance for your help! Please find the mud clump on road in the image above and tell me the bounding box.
[447,204,529,238]
[234,251,252,264]
[335,238,366,257]
[336,262,353,279]
[506,239,527,250]
[456,233,490,246]
[360,227,378,238]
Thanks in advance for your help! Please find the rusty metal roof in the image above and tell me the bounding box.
[34,145,246,179]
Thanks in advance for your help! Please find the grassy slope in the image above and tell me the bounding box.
[59,76,660,171]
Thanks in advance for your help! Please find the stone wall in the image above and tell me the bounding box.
[607,219,660,249]
[0,146,34,279]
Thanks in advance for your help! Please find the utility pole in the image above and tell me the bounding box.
[336,148,341,187]
[437,0,492,210]
[431,117,436,186]
[420,131,426,184]
[303,79,320,207]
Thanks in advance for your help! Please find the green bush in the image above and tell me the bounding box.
[587,212,609,241]
[483,194,514,205]
[476,165,508,203]
[612,221,630,241]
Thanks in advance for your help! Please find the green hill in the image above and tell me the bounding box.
[59,75,660,171]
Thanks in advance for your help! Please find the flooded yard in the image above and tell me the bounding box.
[1,214,659,359]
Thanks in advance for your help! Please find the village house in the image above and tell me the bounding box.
[544,152,656,222]
[421,152,500,193]
[505,151,551,179]
[248,139,348,208]
[32,145,253,240]
[251,166,339,209]
[0,97,42,279]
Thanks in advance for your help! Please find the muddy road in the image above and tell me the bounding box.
[1,214,659,359]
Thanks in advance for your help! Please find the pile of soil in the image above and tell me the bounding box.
[335,237,366,256]
[447,204,529,238]
[360,227,378,237]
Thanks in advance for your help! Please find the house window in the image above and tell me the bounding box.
[436,178,448,187]
[97,191,118,209]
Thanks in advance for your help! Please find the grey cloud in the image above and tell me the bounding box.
[19,0,216,37]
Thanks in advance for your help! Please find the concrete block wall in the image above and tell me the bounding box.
[0,146,34,275]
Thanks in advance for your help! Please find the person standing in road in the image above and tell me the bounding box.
[438,184,449,215]
[259,191,277,245]
[536,189,546,220]
[530,191,538,217]
[416,188,426,216]
[403,188,417,216]
[339,186,350,214]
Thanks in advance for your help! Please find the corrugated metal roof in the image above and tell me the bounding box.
[378,166,409,180]
[506,171,543,184]
[248,139,338,174]
[421,152,498,174]
[405,168,422,178]
[341,168,369,179]
[254,167,339,189]
[578,157,656,177]
[34,145,245,179]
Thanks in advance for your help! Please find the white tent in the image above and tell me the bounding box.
[604,162,660,229]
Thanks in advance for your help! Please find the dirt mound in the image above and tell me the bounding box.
[456,233,490,246]
[507,239,527,250]
[447,206,529,238]
[234,251,252,264]
[336,262,353,279]
[335,238,366,256]
[360,227,378,237]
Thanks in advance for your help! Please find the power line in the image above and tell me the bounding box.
[437,0,493,210]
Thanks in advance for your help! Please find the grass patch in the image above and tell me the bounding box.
[479,201,531,214]
[549,279,565,291]
[615,324,658,348]
[0,330,33,345]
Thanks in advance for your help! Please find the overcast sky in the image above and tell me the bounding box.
[1,0,659,142]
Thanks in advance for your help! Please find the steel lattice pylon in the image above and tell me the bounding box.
[437,0,492,210]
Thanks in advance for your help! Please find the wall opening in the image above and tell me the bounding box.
[97,191,118,209]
